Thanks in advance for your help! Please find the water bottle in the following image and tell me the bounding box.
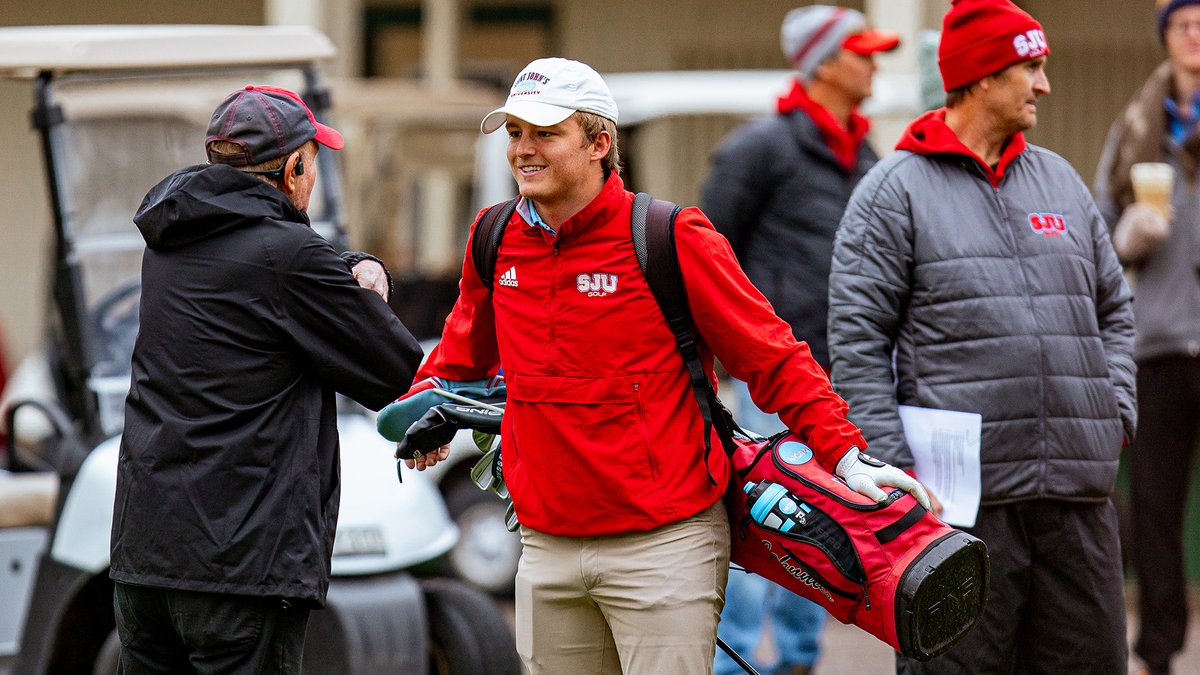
[744,480,811,533]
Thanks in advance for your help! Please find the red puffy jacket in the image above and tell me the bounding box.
[419,172,865,536]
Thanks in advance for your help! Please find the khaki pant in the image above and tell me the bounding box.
[515,500,730,675]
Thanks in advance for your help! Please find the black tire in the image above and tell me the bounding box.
[442,477,521,596]
[422,577,521,675]
[92,629,120,675]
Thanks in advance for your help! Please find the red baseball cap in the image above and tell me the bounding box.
[843,29,901,56]
[205,84,344,166]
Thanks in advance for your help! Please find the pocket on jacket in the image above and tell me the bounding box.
[506,384,662,504]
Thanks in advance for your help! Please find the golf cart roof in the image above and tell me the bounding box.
[0,25,335,78]
[603,69,920,125]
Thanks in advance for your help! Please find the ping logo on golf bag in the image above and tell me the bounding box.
[777,440,814,466]
[1028,212,1067,237]
[576,272,618,297]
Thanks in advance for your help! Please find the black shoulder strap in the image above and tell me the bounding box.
[631,193,740,470]
[471,198,519,291]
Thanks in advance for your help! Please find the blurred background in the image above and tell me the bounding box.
[2,3,1199,672]
[0,0,1167,348]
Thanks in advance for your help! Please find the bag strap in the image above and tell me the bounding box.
[631,193,741,474]
[471,198,519,291]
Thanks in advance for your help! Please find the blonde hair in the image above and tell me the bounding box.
[575,111,621,174]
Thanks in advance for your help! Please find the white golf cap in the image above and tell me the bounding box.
[480,57,619,134]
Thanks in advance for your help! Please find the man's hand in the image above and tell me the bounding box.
[403,444,450,471]
[835,448,931,510]
[1112,202,1169,263]
[352,259,390,302]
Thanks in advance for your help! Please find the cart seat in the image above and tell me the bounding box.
[0,470,58,527]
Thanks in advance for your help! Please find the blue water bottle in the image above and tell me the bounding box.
[744,480,811,533]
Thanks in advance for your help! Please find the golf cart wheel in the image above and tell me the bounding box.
[422,577,520,675]
[443,478,521,596]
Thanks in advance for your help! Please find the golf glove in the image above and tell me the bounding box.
[836,448,931,510]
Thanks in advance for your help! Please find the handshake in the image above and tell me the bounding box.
[377,376,519,530]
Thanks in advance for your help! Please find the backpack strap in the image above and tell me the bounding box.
[470,198,519,291]
[631,193,741,478]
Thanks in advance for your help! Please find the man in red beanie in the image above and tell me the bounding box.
[828,0,1135,673]
[1094,2,1200,673]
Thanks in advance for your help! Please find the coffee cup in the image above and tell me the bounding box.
[1130,162,1175,219]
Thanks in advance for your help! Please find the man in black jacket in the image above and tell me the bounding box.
[701,7,898,675]
[109,85,423,674]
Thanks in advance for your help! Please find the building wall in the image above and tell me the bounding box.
[0,81,50,369]
[0,0,261,26]
[557,0,865,72]
[1023,0,1162,185]
[0,0,1173,365]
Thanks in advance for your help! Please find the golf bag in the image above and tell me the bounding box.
[726,431,988,660]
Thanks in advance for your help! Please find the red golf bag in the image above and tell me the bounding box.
[726,432,989,661]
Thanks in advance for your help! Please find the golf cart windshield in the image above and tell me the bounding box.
[43,67,341,436]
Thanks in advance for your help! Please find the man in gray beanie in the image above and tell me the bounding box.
[700,6,898,675]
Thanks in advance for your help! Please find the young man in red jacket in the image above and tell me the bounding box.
[409,57,928,675]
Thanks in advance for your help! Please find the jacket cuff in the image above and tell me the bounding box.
[341,251,395,299]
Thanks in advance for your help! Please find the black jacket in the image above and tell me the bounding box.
[700,111,877,369]
[110,164,422,604]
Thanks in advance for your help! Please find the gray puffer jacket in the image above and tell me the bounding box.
[828,124,1136,504]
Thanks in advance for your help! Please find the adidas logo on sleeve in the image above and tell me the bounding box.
[498,266,519,287]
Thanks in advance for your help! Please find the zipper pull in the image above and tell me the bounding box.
[861,580,871,610]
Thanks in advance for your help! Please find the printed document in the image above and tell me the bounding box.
[897,405,982,528]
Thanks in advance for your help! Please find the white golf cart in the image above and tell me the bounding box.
[0,25,518,675]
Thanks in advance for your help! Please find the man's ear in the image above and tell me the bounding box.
[590,130,612,161]
[282,152,302,193]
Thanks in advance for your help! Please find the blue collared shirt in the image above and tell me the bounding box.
[517,197,556,238]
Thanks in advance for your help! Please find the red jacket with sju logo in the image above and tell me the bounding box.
[419,172,866,536]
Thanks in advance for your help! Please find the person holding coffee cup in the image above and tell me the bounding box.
[1114,162,1175,260]
[1094,2,1200,673]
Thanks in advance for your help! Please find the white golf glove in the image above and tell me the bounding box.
[836,448,931,510]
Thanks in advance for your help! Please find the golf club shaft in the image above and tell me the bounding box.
[717,637,761,675]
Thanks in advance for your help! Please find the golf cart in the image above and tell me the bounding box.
[0,25,518,675]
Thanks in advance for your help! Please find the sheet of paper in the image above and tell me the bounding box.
[897,405,982,528]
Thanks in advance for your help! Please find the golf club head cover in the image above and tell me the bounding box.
[395,406,459,460]
[394,402,508,460]
[376,375,506,442]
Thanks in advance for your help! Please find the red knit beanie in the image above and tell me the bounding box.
[938,0,1049,92]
